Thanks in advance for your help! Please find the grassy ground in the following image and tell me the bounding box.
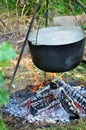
[40,119,86,130]
[3,116,86,130]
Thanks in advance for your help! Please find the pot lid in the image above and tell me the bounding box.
[28,26,85,46]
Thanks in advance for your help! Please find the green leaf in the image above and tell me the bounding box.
[0,88,9,105]
[76,64,86,73]
[0,61,11,67]
[77,65,84,70]
[0,72,4,87]
[0,77,4,87]
[0,42,16,62]
[0,117,7,130]
[0,71,4,77]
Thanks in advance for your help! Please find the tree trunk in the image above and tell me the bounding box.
[53,15,86,26]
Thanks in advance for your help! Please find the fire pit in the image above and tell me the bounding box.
[2,79,86,126]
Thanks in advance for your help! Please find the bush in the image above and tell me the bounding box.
[0,41,16,130]
[0,0,86,17]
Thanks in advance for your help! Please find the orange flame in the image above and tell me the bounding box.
[48,73,57,79]
[11,54,62,92]
[11,54,41,84]
[27,80,51,92]
[47,72,62,81]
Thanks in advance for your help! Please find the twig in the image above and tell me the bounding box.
[0,31,16,37]
[76,0,86,13]
[0,18,11,31]
[16,0,20,18]
[0,18,6,27]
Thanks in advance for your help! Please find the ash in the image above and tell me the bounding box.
[2,79,86,125]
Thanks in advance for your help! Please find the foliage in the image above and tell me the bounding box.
[0,0,86,28]
[0,0,86,18]
[62,63,86,84]
[42,119,86,130]
[0,117,7,130]
[0,41,16,130]
[0,42,16,67]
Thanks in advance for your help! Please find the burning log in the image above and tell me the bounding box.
[59,89,80,120]
[56,79,86,113]
[20,79,86,118]
[2,79,86,125]
[30,94,59,115]
[20,81,58,106]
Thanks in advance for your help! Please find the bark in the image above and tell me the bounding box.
[53,15,86,26]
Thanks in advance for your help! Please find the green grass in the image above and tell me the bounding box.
[41,119,86,130]
[26,118,86,130]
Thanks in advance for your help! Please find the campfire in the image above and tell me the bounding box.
[2,78,86,125]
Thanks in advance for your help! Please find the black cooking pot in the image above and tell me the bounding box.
[28,26,85,72]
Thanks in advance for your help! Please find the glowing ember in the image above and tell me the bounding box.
[74,102,84,113]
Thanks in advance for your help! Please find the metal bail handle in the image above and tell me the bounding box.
[36,0,49,44]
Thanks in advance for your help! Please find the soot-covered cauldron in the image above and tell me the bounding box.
[28,26,85,72]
